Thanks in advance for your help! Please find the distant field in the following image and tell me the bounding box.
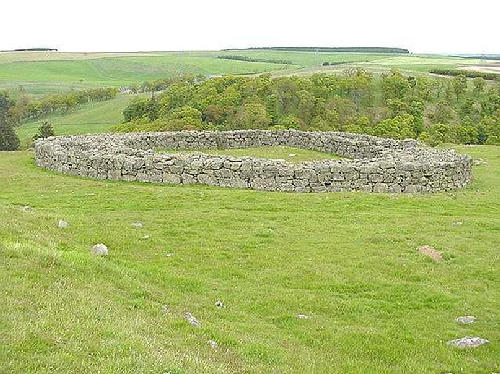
[0,53,293,96]
[16,94,139,148]
[1,50,490,97]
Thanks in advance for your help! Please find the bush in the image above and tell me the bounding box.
[33,121,55,140]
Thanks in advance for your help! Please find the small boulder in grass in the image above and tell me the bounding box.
[418,245,442,261]
[92,243,109,256]
[215,300,224,308]
[208,340,218,350]
[58,220,69,228]
[296,314,312,319]
[447,336,489,348]
[185,312,201,327]
[455,316,476,324]
[131,221,143,228]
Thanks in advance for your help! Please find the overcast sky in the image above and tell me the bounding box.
[2,0,498,54]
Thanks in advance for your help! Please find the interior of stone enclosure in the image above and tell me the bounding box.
[123,131,406,160]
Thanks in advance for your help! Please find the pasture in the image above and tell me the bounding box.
[0,145,499,373]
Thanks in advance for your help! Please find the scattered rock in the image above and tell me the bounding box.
[208,340,218,350]
[447,336,489,348]
[132,221,143,228]
[184,312,201,327]
[215,301,224,308]
[296,314,312,319]
[58,220,69,228]
[288,153,296,157]
[165,252,174,257]
[91,243,109,256]
[141,234,151,239]
[454,316,476,324]
[21,205,32,212]
[161,305,169,314]
[453,221,463,225]
[418,245,442,261]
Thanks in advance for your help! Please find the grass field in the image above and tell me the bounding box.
[1,145,498,373]
[1,50,490,96]
[159,146,344,162]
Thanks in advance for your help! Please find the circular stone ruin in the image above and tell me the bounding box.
[34,130,472,193]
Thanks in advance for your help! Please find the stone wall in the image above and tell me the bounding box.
[34,130,472,193]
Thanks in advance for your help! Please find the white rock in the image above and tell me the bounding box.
[91,243,108,256]
[132,221,143,228]
[185,312,201,327]
[58,220,69,228]
[447,336,489,348]
[141,234,151,239]
[208,340,218,350]
[215,300,224,308]
[161,305,169,314]
[454,316,476,324]
[296,314,312,319]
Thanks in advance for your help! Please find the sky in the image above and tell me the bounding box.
[1,0,499,54]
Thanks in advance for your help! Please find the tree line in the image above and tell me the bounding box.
[114,70,500,145]
[216,55,293,65]
[7,87,117,124]
[430,69,499,81]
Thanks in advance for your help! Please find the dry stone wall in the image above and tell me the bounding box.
[34,130,472,193]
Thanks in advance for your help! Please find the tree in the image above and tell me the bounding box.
[472,77,486,93]
[0,116,20,150]
[452,74,467,99]
[0,92,20,150]
[33,121,55,140]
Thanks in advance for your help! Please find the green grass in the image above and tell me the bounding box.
[1,145,499,373]
[15,94,141,148]
[159,146,344,162]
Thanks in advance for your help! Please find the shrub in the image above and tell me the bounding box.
[33,121,55,140]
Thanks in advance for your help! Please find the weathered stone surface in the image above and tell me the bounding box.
[447,336,489,348]
[91,243,108,256]
[34,130,472,193]
[131,221,143,228]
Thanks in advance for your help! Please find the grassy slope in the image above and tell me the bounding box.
[0,54,293,96]
[15,94,141,148]
[159,146,344,162]
[0,146,498,373]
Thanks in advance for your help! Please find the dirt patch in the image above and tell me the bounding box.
[418,245,442,261]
